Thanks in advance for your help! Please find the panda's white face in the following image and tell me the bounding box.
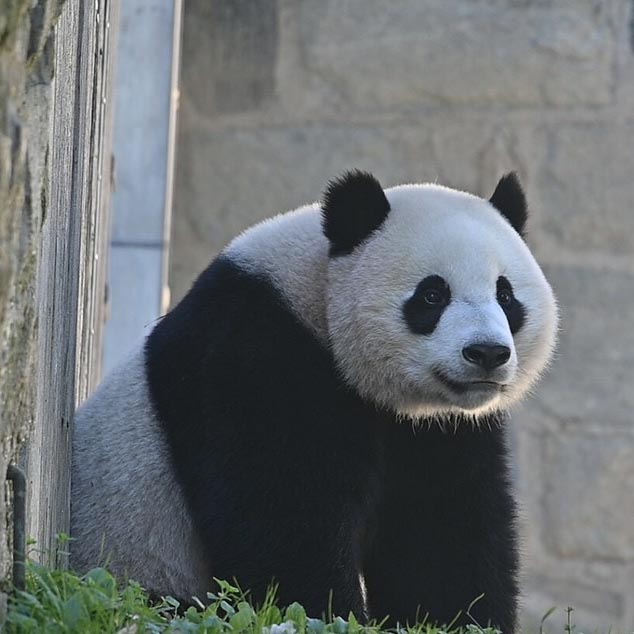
[326,182,558,420]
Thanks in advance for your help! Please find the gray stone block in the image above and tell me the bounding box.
[536,123,634,255]
[541,429,634,560]
[296,0,615,111]
[522,576,624,633]
[613,0,634,111]
[180,0,278,117]
[531,264,634,428]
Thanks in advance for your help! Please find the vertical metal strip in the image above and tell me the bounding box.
[6,465,27,592]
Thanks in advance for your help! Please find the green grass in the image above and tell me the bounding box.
[6,560,502,634]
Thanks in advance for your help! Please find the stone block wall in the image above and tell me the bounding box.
[1,0,65,594]
[0,0,116,619]
[171,1,634,630]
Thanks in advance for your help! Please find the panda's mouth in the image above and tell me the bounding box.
[433,370,506,395]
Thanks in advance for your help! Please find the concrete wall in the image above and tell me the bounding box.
[103,0,181,374]
[171,1,634,631]
[0,0,116,616]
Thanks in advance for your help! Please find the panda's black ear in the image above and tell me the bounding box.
[321,170,391,256]
[489,172,528,237]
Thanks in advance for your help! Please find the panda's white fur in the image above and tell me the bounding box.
[71,349,209,597]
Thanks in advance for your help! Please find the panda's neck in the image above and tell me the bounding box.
[224,204,331,344]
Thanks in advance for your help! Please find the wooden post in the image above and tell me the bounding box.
[0,0,119,602]
[24,0,119,568]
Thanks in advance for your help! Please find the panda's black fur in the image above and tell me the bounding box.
[72,171,558,633]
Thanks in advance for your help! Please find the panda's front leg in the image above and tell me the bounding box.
[199,486,371,620]
[362,422,519,633]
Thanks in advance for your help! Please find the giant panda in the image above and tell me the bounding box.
[71,171,558,632]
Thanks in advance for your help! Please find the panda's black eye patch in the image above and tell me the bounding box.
[403,275,451,335]
[496,276,525,335]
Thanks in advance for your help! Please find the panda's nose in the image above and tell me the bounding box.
[462,344,511,370]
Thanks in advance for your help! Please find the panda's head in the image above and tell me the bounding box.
[322,170,558,420]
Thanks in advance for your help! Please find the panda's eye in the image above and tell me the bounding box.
[497,288,513,305]
[423,289,444,305]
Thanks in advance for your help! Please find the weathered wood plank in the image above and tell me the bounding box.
[0,1,66,604]
[1,0,117,617]
[76,0,119,401]
[21,0,118,567]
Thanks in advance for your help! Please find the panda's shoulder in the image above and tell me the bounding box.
[223,204,330,341]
